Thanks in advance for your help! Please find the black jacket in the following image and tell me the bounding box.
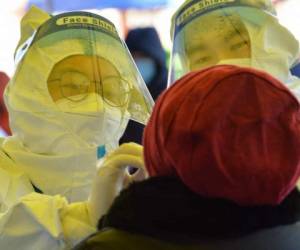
[75,176,300,250]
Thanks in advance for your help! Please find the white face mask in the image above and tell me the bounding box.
[217,58,252,68]
[55,93,104,113]
[3,92,128,202]
[217,56,293,84]
[55,93,125,147]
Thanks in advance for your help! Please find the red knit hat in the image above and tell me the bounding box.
[143,65,300,206]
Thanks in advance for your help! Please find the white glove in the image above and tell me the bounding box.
[87,143,147,226]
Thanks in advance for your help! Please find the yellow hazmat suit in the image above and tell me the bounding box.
[0,6,153,250]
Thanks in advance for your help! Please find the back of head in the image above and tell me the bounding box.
[144,65,300,206]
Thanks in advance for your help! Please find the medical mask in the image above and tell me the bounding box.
[217,58,252,68]
[56,93,124,147]
[135,58,156,85]
[217,57,293,83]
[55,93,104,113]
[3,94,126,202]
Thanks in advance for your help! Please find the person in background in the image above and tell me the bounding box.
[0,71,11,136]
[168,0,300,98]
[74,65,300,250]
[120,27,167,145]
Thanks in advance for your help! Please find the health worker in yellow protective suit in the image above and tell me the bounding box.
[169,0,300,97]
[0,6,153,250]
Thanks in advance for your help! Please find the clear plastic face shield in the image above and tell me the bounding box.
[12,11,154,148]
[168,0,280,85]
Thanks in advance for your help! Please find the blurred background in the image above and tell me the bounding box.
[0,0,299,76]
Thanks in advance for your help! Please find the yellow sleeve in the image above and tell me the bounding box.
[0,192,96,250]
[0,149,96,250]
[0,171,96,250]
[61,200,97,247]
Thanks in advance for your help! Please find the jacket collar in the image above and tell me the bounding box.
[100,176,300,244]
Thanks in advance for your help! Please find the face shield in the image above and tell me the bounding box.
[9,10,154,149]
[169,0,300,85]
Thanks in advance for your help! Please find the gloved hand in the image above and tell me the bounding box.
[87,143,147,226]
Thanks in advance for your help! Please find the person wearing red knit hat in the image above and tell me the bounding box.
[74,65,300,250]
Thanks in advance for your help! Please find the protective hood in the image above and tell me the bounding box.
[168,0,300,97]
[2,6,154,202]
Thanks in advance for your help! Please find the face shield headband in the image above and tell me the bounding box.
[15,11,121,64]
[172,0,276,39]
